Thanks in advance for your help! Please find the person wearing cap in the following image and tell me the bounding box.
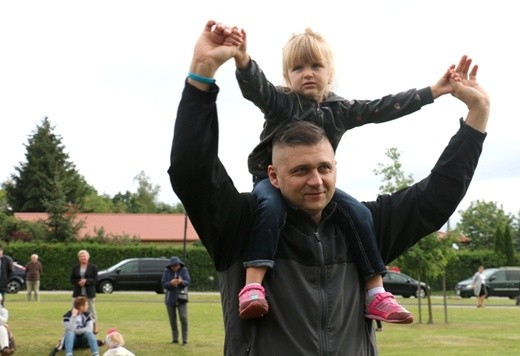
[161,256,191,345]
[103,328,135,356]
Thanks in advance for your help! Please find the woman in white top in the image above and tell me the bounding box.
[472,265,487,308]
[0,295,14,355]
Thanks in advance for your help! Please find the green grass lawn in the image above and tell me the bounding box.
[6,291,520,355]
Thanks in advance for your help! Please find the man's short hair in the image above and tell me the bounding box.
[272,121,327,148]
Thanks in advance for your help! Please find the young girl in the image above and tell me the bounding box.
[230,26,456,322]
[103,328,135,356]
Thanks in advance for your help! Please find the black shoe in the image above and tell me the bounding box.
[172,340,179,344]
[48,347,59,356]
[182,341,188,346]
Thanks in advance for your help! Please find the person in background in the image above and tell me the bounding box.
[0,295,14,355]
[61,296,99,356]
[472,265,487,308]
[0,246,13,307]
[161,256,191,346]
[71,250,99,334]
[103,328,135,356]
[25,254,43,302]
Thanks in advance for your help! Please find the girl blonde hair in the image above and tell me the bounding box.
[105,330,125,348]
[282,28,335,97]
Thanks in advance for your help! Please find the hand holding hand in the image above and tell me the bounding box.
[190,20,245,79]
[449,55,490,132]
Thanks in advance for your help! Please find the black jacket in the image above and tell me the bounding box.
[236,59,434,178]
[70,264,98,299]
[169,83,485,355]
[0,256,13,290]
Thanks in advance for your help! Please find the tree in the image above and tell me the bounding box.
[110,171,178,213]
[42,175,84,242]
[513,211,520,251]
[456,200,513,250]
[133,171,160,213]
[3,117,90,212]
[494,226,504,254]
[373,147,414,194]
[503,225,516,265]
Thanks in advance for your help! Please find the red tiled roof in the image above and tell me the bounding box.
[14,212,199,243]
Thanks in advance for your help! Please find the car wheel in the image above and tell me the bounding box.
[99,280,114,294]
[416,288,426,298]
[7,280,22,294]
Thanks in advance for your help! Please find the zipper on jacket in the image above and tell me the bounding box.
[314,229,329,355]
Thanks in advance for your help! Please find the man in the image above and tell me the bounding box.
[168,21,490,355]
[70,250,99,334]
[25,254,43,302]
[0,246,13,306]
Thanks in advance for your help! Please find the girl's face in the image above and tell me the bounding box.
[287,61,330,102]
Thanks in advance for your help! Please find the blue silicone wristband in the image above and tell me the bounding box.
[188,72,216,84]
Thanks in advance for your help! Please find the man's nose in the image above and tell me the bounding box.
[307,170,323,186]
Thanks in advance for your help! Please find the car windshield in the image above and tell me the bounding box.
[104,259,133,272]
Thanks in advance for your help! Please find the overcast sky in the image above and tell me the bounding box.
[1,1,518,227]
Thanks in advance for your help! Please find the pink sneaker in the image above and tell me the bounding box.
[365,292,413,324]
[238,283,269,319]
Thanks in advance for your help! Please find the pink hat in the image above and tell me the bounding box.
[106,328,118,335]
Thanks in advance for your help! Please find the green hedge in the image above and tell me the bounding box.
[6,241,220,291]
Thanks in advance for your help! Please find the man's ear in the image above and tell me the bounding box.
[268,166,280,188]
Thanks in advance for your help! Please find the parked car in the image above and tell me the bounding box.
[7,262,26,294]
[455,267,520,299]
[383,271,429,298]
[96,257,171,294]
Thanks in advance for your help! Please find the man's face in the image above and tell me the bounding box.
[268,138,336,222]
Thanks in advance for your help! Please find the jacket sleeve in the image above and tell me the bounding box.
[365,119,486,263]
[168,82,256,271]
[85,265,98,286]
[180,267,191,287]
[236,59,292,124]
[70,266,79,285]
[338,87,434,129]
